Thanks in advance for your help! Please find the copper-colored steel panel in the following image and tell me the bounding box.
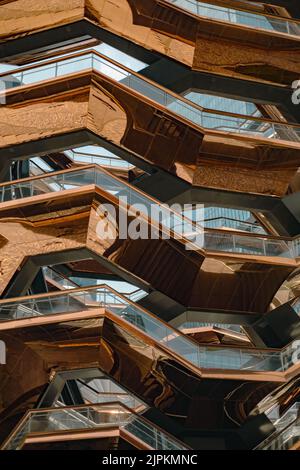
[0,1,300,85]
[22,434,120,451]
[0,189,294,312]
[0,308,283,439]
[0,0,299,452]
[1,72,299,196]
[192,35,300,86]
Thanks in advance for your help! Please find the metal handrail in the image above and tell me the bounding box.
[255,405,300,450]
[0,164,298,251]
[0,48,299,131]
[0,283,297,357]
[1,401,187,451]
[163,0,300,38]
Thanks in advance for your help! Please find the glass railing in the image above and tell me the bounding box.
[126,289,147,302]
[2,403,187,450]
[1,51,300,144]
[256,404,300,450]
[267,403,300,430]
[260,421,299,450]
[76,380,144,410]
[166,0,300,37]
[0,166,298,258]
[43,266,79,290]
[291,298,300,315]
[65,149,134,170]
[0,286,298,374]
[179,321,244,334]
[202,230,297,258]
[43,266,147,302]
[199,216,266,234]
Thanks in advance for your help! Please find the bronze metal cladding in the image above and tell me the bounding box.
[0,1,300,85]
[0,188,295,312]
[1,71,300,196]
[0,307,285,440]
[0,0,299,452]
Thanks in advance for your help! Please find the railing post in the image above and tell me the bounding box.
[239,349,243,369]
[263,239,267,256]
[232,234,236,252]
[280,351,285,372]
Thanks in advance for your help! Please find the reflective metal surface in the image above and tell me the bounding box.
[2,51,299,143]
[0,165,298,259]
[0,185,295,313]
[166,0,300,37]
[0,0,300,452]
[2,402,187,450]
[0,285,297,376]
[0,69,299,196]
[256,403,300,450]
[0,0,299,87]
[0,288,288,439]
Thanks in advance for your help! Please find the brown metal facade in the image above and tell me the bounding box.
[0,0,299,451]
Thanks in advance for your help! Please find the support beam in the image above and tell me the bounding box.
[37,368,104,408]
[250,302,300,348]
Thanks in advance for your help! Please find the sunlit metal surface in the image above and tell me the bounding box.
[2,402,187,450]
[0,180,296,313]
[0,0,300,452]
[0,69,299,196]
[0,1,299,87]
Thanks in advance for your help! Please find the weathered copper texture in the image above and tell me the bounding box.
[1,71,300,196]
[0,188,294,313]
[0,1,299,85]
